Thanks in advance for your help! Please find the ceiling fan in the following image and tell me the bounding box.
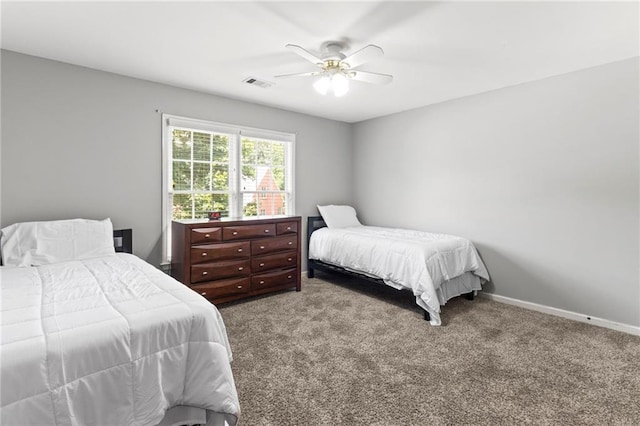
[275,41,393,97]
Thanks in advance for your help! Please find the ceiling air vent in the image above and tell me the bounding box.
[242,76,274,89]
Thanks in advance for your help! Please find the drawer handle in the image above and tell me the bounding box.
[205,234,210,238]
[201,292,207,296]
[259,263,265,267]
[202,253,207,257]
[287,275,292,279]
[202,271,208,276]
[237,248,243,252]
[288,241,293,245]
[286,227,291,230]
[259,246,265,250]
[238,267,244,271]
[237,285,243,289]
[259,280,265,284]
[287,258,292,261]
[232,231,238,235]
[264,229,270,233]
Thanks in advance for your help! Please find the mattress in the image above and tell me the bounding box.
[309,226,489,325]
[0,253,239,426]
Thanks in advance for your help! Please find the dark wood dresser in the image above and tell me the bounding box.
[171,216,301,304]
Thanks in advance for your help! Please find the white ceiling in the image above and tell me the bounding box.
[1,1,638,123]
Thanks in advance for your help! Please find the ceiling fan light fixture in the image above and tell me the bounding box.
[313,75,331,95]
[313,72,349,97]
[331,73,349,97]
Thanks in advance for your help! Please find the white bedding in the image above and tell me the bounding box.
[309,226,489,325]
[0,253,239,426]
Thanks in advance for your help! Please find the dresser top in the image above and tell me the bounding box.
[173,215,300,226]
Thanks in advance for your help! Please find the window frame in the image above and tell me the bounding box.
[161,114,295,263]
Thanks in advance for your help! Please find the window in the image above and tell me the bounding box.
[162,115,295,261]
[170,129,232,220]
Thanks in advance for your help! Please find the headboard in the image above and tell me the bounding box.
[306,216,326,254]
[113,229,133,254]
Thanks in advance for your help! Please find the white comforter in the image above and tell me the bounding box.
[309,226,489,325]
[0,253,239,426]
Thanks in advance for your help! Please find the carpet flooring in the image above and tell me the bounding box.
[218,273,640,426]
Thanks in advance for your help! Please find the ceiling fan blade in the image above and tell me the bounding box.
[341,44,384,69]
[275,71,321,79]
[285,44,324,67]
[349,70,393,85]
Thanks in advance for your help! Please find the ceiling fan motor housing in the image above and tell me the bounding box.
[321,42,347,61]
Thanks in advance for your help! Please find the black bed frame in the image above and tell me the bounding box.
[306,216,474,322]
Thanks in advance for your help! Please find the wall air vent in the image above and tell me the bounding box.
[242,77,274,89]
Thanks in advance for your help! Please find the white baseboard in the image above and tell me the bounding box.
[479,293,640,336]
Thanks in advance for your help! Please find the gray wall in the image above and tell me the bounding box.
[352,58,640,327]
[3,50,638,327]
[0,50,352,265]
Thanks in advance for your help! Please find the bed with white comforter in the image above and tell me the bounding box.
[0,252,240,425]
[309,225,490,325]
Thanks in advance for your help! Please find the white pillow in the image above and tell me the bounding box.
[317,205,362,228]
[1,218,116,266]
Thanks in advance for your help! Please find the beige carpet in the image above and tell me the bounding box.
[218,273,640,426]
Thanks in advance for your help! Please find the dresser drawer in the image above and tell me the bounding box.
[223,224,276,241]
[191,259,251,283]
[276,221,298,235]
[251,235,297,255]
[252,252,297,273]
[191,277,250,300]
[191,227,222,244]
[191,242,250,265]
[252,268,298,291]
